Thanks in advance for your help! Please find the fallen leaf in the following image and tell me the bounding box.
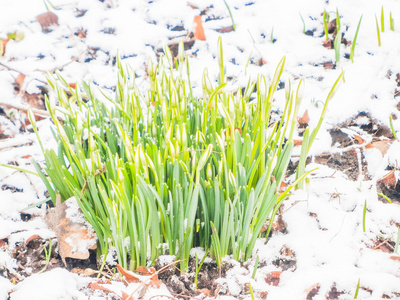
[21,155,31,159]
[353,134,364,144]
[13,74,26,92]
[89,282,113,293]
[122,292,134,300]
[187,2,199,9]
[117,264,163,287]
[216,25,234,33]
[265,271,281,286]
[193,15,206,41]
[198,288,211,295]
[322,39,333,49]
[271,216,287,234]
[323,61,336,69]
[22,93,45,110]
[0,239,7,248]
[377,169,396,190]
[116,264,141,283]
[305,283,320,299]
[371,140,391,156]
[293,139,303,146]
[36,12,59,32]
[75,29,86,39]
[166,38,195,58]
[72,267,97,276]
[298,110,310,128]
[26,234,42,244]
[390,256,400,262]
[45,195,97,266]
[327,19,337,34]
[254,58,267,66]
[0,38,9,56]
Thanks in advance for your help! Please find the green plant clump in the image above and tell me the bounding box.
[29,38,340,272]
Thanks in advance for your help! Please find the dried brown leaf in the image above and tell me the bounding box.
[353,134,364,144]
[293,139,303,146]
[36,12,59,32]
[305,283,320,299]
[45,195,97,266]
[371,140,391,156]
[198,288,211,295]
[216,25,234,33]
[14,74,25,92]
[116,264,141,283]
[265,271,281,286]
[377,169,396,190]
[187,2,199,9]
[25,234,42,244]
[390,255,400,262]
[116,264,163,287]
[298,110,310,128]
[323,39,333,49]
[323,61,336,69]
[22,93,45,110]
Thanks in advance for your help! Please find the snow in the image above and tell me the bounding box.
[0,0,400,298]
[9,268,89,300]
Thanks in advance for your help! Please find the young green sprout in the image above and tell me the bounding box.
[299,13,305,34]
[323,10,330,41]
[334,8,341,63]
[390,115,398,140]
[223,0,236,31]
[363,200,367,232]
[375,15,381,46]
[350,16,363,63]
[354,278,361,299]
[390,12,395,31]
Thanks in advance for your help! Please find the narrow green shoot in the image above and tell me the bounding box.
[394,227,400,254]
[390,12,395,31]
[350,15,363,63]
[251,255,259,279]
[336,8,341,32]
[323,11,330,41]
[249,282,255,300]
[354,278,360,299]
[39,239,52,273]
[223,0,236,31]
[299,13,305,34]
[378,192,392,203]
[0,163,40,178]
[334,9,341,63]
[390,115,398,140]
[376,16,381,47]
[381,6,385,32]
[362,200,367,232]
[194,249,210,290]
[393,227,400,254]
[296,71,345,187]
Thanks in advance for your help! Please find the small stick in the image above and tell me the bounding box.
[0,136,35,151]
[0,102,49,117]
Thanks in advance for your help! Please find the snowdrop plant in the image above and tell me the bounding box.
[30,38,327,272]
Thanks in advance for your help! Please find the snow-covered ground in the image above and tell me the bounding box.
[1,0,400,299]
